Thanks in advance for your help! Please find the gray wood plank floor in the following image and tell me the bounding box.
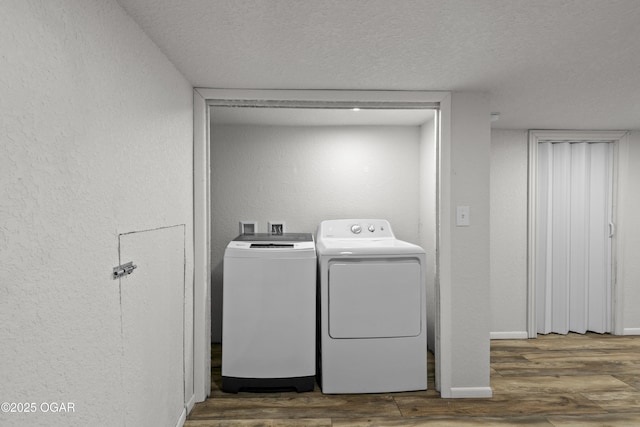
[186,333,640,426]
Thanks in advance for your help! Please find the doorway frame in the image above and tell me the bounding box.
[192,88,452,402]
[527,130,629,338]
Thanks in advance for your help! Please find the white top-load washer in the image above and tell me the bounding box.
[222,233,316,393]
[316,219,427,394]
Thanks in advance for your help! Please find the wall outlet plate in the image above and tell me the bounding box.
[268,221,286,235]
[239,221,258,234]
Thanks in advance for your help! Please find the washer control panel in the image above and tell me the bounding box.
[319,219,394,239]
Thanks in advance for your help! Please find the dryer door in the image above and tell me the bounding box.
[328,259,422,338]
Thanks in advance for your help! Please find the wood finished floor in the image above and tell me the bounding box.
[185,333,640,426]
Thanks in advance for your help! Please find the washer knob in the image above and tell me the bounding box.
[368,224,375,232]
[351,224,362,234]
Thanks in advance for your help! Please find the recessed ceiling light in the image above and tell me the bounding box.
[352,108,360,112]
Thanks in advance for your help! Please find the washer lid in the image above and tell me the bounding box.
[226,233,316,255]
[232,233,313,243]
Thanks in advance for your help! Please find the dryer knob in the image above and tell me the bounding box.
[368,224,375,232]
[351,224,362,234]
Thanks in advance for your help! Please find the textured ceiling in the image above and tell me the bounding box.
[117,0,640,129]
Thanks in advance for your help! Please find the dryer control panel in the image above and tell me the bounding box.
[318,219,395,239]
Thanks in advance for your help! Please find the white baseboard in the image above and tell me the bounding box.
[450,387,493,398]
[175,408,187,427]
[185,393,197,415]
[623,328,640,336]
[490,331,529,340]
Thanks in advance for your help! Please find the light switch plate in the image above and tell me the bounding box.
[456,206,470,226]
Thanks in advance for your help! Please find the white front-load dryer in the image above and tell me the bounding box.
[316,219,427,394]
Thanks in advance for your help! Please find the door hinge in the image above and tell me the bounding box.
[113,261,137,279]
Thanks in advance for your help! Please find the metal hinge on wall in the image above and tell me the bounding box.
[113,261,137,279]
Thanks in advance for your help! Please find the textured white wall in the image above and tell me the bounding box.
[0,1,193,425]
[619,131,640,333]
[489,130,528,337]
[447,92,491,394]
[210,124,421,341]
